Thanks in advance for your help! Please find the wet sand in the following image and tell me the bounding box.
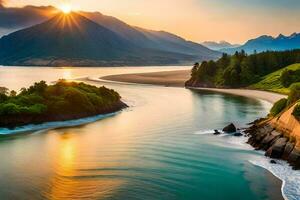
[101,70,287,104]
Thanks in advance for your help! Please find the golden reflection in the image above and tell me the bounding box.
[47,130,126,199]
[62,68,73,80]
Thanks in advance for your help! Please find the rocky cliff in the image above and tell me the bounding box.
[245,105,300,169]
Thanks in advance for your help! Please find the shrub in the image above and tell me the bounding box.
[270,98,288,116]
[0,103,21,115]
[280,69,300,88]
[280,69,293,87]
[292,103,300,120]
[288,83,300,104]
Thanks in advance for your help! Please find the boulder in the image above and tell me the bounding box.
[263,125,274,133]
[288,149,300,169]
[260,131,282,150]
[282,142,295,160]
[270,160,277,164]
[223,123,236,133]
[214,130,221,135]
[234,132,243,137]
[265,138,288,158]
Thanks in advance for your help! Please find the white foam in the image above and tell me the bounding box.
[250,158,300,200]
[0,112,120,136]
[193,129,220,135]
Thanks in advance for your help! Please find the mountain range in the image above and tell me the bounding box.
[0,7,220,66]
[222,33,300,54]
[201,41,240,51]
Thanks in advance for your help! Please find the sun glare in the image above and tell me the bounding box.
[59,4,72,14]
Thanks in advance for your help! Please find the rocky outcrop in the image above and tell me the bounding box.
[245,122,300,169]
[222,123,237,133]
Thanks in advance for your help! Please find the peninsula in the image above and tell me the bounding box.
[0,80,126,128]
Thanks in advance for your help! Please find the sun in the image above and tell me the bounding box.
[59,4,73,14]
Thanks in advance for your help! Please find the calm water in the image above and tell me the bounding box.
[0,66,285,200]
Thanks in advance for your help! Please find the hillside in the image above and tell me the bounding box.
[81,12,220,60]
[0,13,203,66]
[222,33,300,54]
[185,50,300,91]
[251,64,300,94]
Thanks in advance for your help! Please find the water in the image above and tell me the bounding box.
[0,66,292,200]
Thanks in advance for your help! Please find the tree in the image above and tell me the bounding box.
[191,62,199,77]
[288,83,300,104]
[280,69,293,88]
[10,90,17,97]
[0,87,9,95]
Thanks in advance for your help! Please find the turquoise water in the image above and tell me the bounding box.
[0,67,285,200]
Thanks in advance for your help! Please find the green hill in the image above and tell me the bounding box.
[250,63,300,94]
[185,50,300,95]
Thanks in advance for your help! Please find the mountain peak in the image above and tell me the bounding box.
[277,34,286,39]
[222,33,300,54]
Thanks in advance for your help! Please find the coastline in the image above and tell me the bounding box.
[0,109,125,137]
[101,70,287,104]
[100,69,298,200]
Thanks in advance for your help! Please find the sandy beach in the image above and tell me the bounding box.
[101,69,287,104]
[101,70,191,87]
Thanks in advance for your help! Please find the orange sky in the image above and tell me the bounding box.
[5,0,300,44]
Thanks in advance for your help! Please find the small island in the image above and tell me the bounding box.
[0,80,127,128]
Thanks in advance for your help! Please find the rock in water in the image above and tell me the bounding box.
[270,160,277,164]
[214,130,221,135]
[222,123,237,133]
[234,132,243,137]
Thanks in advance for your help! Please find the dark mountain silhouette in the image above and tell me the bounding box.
[222,33,300,54]
[0,6,220,65]
[0,13,211,66]
[75,11,220,60]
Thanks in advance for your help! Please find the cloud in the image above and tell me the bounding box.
[0,5,56,29]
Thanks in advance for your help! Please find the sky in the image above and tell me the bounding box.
[3,0,300,44]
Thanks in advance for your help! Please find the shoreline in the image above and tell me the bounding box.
[100,69,294,200]
[101,70,287,104]
[0,109,125,137]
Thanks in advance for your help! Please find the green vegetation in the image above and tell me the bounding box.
[0,80,125,127]
[251,64,300,94]
[268,83,300,120]
[288,83,300,105]
[186,50,300,93]
[270,98,288,116]
[292,103,300,120]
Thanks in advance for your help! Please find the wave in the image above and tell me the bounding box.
[250,158,300,200]
[0,112,120,136]
[194,129,300,199]
[193,130,218,135]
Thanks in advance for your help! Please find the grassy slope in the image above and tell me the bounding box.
[250,63,300,95]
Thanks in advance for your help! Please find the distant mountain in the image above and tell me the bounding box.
[222,33,300,54]
[0,13,215,66]
[0,7,220,66]
[79,12,220,60]
[201,41,240,51]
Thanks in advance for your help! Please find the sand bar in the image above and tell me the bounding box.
[101,69,287,104]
